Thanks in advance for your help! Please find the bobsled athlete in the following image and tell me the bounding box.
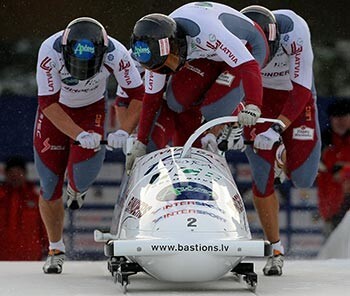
[34,17,144,274]
[126,1,273,171]
[241,5,321,276]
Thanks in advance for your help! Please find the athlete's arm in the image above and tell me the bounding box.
[36,42,84,139]
[278,19,314,129]
[117,84,144,134]
[40,99,84,139]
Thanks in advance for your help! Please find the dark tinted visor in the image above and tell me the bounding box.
[64,51,104,80]
[63,39,106,80]
[131,38,168,70]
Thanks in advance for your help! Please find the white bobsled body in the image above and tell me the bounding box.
[95,117,279,283]
[102,147,267,282]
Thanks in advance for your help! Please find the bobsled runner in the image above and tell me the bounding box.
[94,116,283,292]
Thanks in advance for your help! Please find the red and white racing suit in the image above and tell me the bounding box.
[135,2,267,149]
[34,32,144,200]
[244,9,321,197]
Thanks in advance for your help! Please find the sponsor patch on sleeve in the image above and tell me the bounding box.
[215,71,235,87]
[292,126,314,140]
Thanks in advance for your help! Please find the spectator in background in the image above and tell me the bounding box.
[0,156,48,260]
[317,98,350,237]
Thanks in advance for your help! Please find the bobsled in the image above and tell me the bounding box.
[94,116,283,292]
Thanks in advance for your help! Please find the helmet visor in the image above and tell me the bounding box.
[64,52,104,80]
[63,38,106,80]
[131,38,169,70]
[131,37,186,74]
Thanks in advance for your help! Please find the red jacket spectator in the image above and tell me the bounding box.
[317,98,350,232]
[0,156,48,260]
[318,133,350,220]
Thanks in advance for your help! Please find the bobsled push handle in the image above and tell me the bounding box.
[181,116,285,158]
[73,140,108,145]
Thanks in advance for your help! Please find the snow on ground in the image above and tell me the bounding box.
[1,259,350,296]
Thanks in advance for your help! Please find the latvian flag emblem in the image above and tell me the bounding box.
[268,24,277,41]
[158,37,170,56]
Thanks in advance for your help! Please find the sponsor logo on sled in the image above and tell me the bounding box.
[152,208,227,224]
[150,243,229,252]
[125,196,152,218]
[152,200,226,215]
[156,182,216,202]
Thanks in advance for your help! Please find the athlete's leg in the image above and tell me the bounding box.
[147,102,176,151]
[283,100,321,188]
[34,109,70,252]
[244,143,280,242]
[253,193,280,243]
[66,100,106,202]
[173,108,203,147]
[244,95,285,275]
[200,63,246,121]
[166,59,222,113]
[166,60,245,147]
[38,198,65,243]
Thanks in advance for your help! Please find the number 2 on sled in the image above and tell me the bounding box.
[187,217,197,227]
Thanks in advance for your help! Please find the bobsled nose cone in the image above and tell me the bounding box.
[137,253,239,282]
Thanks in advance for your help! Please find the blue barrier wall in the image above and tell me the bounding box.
[0,96,38,161]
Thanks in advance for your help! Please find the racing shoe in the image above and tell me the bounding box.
[263,249,284,276]
[274,144,287,185]
[43,249,65,274]
[66,184,87,210]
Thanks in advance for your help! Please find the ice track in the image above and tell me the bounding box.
[1,259,349,296]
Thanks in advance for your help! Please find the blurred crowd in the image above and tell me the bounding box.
[0,156,48,260]
[317,98,350,237]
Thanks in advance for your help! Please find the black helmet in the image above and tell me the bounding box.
[62,17,108,80]
[241,5,280,63]
[130,13,187,74]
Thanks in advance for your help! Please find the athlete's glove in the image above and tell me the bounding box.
[254,124,282,150]
[237,104,261,126]
[201,133,218,153]
[107,129,129,153]
[76,131,101,149]
[126,140,147,174]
